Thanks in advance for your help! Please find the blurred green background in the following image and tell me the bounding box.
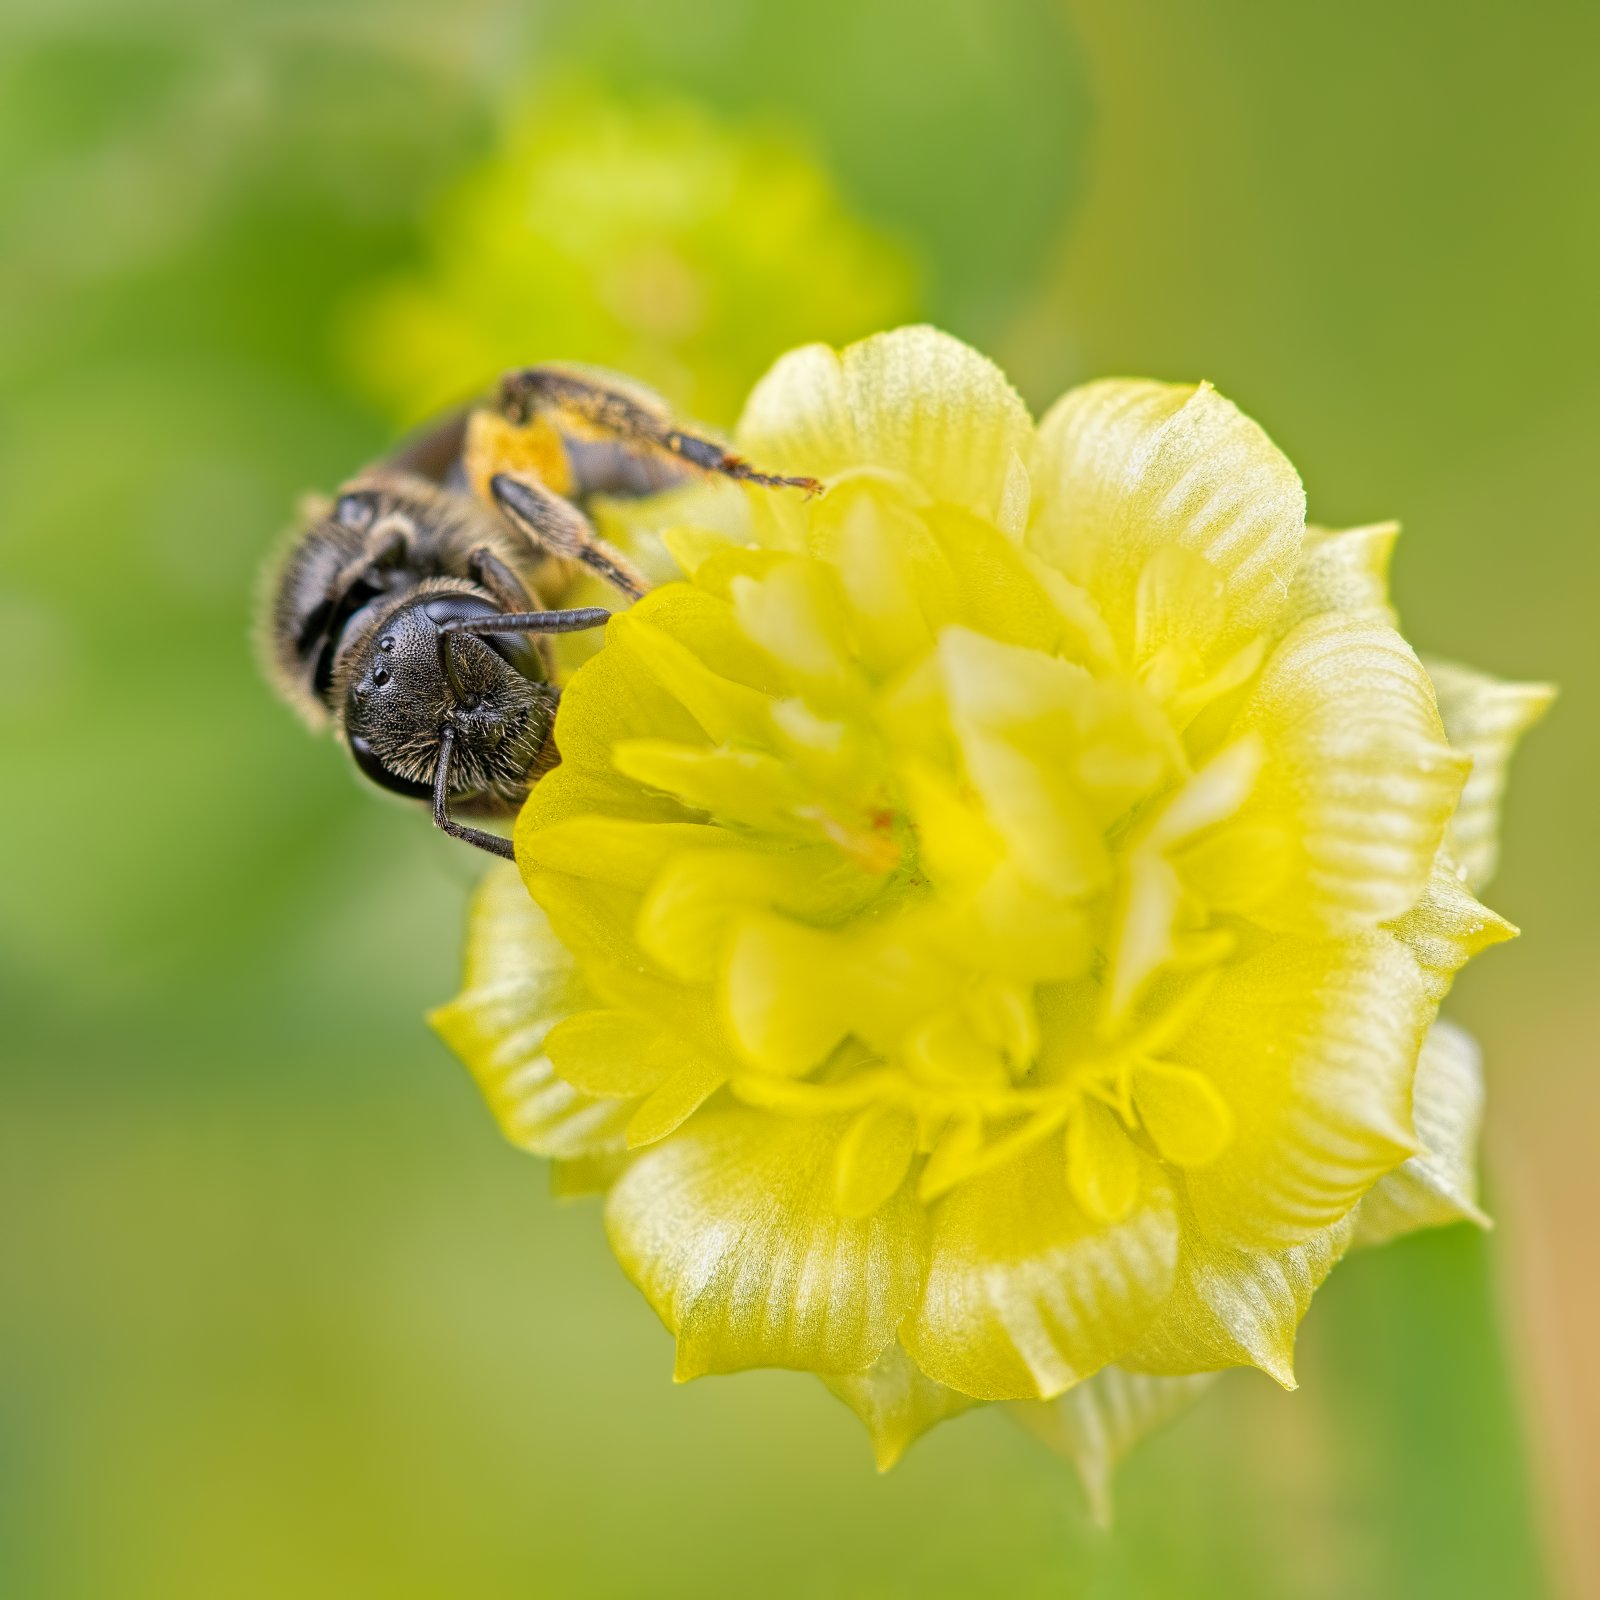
[3,1,1595,1595]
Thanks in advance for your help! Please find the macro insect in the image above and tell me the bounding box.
[260,366,819,858]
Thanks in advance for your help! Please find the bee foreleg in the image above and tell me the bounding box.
[432,724,516,860]
[489,471,649,602]
[466,544,536,611]
[464,542,554,678]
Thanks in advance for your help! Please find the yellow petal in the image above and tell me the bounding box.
[822,1341,979,1472]
[610,740,820,839]
[604,1108,928,1379]
[729,558,861,708]
[543,1009,673,1097]
[1134,543,1227,673]
[904,1141,1179,1400]
[896,759,1005,891]
[737,325,1033,525]
[1386,850,1516,1005]
[915,1113,985,1202]
[1008,1367,1216,1527]
[1031,378,1305,657]
[1175,821,1294,914]
[1279,521,1399,631]
[965,975,1039,1070]
[1425,658,1555,893]
[428,867,635,1159]
[1233,614,1470,933]
[1132,1061,1235,1168]
[904,1008,1008,1092]
[1127,1202,1356,1388]
[519,857,647,978]
[524,816,733,891]
[920,505,1119,663]
[804,477,961,674]
[767,696,879,800]
[937,628,1130,897]
[636,843,883,984]
[969,865,1097,984]
[615,582,785,697]
[1145,736,1265,848]
[721,913,853,1076]
[677,540,793,599]
[624,1056,727,1148]
[1356,1020,1491,1246]
[520,869,735,1079]
[538,620,704,779]
[608,610,775,747]
[1104,741,1265,1018]
[942,629,1176,828]
[833,1105,918,1219]
[1175,933,1427,1248]
[1066,1098,1141,1224]
[658,521,737,581]
[1103,848,1185,1021]
[548,1153,629,1198]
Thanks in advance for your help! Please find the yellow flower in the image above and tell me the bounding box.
[344,82,917,431]
[432,327,1550,1491]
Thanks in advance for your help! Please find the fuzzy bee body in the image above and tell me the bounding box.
[259,366,818,858]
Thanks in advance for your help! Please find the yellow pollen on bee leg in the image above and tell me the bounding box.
[463,409,574,503]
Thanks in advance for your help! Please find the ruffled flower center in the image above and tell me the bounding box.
[528,462,1299,1221]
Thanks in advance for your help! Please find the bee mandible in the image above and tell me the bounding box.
[260,366,819,858]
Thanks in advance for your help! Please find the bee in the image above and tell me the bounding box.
[260,366,819,858]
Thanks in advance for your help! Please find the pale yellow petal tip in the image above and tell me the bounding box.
[1080,1474,1116,1532]
[660,524,735,579]
[822,1346,980,1469]
[1484,678,1559,726]
[1257,1351,1298,1392]
[1009,1370,1219,1523]
[844,1405,935,1473]
[671,1339,725,1384]
[548,1154,627,1201]
[424,990,504,1082]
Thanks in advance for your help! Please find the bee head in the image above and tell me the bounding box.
[338,590,555,805]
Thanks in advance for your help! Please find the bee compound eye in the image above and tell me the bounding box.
[333,491,378,531]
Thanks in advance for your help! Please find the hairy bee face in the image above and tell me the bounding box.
[339,592,557,810]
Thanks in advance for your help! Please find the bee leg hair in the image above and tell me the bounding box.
[497,365,822,496]
[488,471,650,602]
[431,724,516,860]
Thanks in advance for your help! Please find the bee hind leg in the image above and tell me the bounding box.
[497,365,823,497]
